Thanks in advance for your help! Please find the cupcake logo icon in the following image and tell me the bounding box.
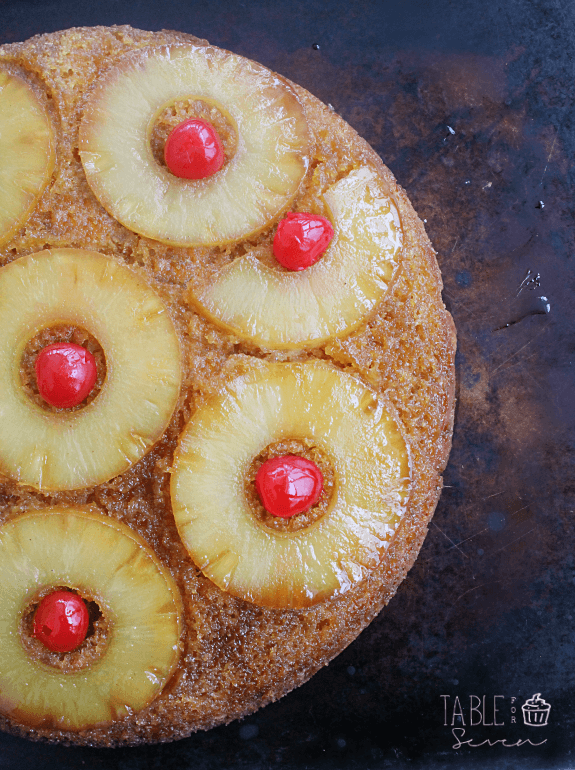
[522,693,551,727]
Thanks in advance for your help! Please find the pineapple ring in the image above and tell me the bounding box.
[0,248,182,491]
[171,361,411,609]
[79,45,310,247]
[189,166,403,349]
[0,507,183,731]
[0,69,55,246]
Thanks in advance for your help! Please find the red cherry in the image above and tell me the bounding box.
[273,212,334,271]
[33,591,89,653]
[164,119,224,179]
[255,455,324,518]
[35,343,97,409]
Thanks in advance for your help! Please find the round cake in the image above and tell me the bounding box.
[0,26,456,746]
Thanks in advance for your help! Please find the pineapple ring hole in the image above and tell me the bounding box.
[20,325,106,412]
[149,97,238,172]
[245,439,335,533]
[19,586,110,673]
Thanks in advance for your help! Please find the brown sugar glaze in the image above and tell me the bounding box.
[0,26,455,745]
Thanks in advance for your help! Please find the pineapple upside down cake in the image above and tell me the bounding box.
[0,26,456,745]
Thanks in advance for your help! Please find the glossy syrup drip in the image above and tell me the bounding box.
[516,268,541,295]
[494,269,550,331]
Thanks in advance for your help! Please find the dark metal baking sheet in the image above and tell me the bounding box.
[1,0,573,767]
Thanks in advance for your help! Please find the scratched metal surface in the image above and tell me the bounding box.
[0,1,574,768]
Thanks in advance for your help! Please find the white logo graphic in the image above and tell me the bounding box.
[522,693,551,727]
[441,694,551,749]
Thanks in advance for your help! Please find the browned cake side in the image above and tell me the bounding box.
[0,26,456,746]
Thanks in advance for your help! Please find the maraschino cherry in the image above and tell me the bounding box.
[273,212,334,271]
[255,455,323,518]
[35,342,97,409]
[164,118,224,179]
[33,590,90,653]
